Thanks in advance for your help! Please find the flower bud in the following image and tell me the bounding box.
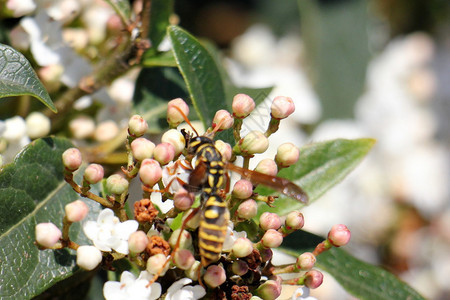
[174,189,194,211]
[261,229,283,248]
[128,231,149,254]
[184,209,201,229]
[76,245,102,270]
[296,252,316,271]
[128,115,148,137]
[214,140,232,161]
[161,129,185,156]
[232,93,255,118]
[203,265,226,288]
[35,223,62,248]
[254,158,278,177]
[153,142,176,165]
[131,137,155,161]
[94,120,119,142]
[185,260,201,281]
[3,116,26,142]
[173,249,195,270]
[327,224,351,247]
[259,247,273,263]
[83,163,104,184]
[259,212,282,231]
[65,200,89,223]
[231,260,248,276]
[232,179,253,200]
[167,98,189,127]
[271,96,295,120]
[62,148,82,171]
[147,253,169,276]
[69,116,95,139]
[236,199,258,220]
[212,109,234,131]
[275,143,299,168]
[106,174,129,195]
[285,211,304,231]
[169,229,192,249]
[254,280,281,300]
[238,131,269,155]
[139,159,162,188]
[304,270,324,289]
[25,112,51,139]
[232,237,253,258]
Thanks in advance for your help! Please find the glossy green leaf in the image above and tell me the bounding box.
[0,44,56,112]
[168,25,228,128]
[256,138,376,217]
[104,0,131,25]
[281,230,425,300]
[148,0,173,49]
[0,137,102,299]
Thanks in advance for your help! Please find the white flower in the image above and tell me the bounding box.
[103,271,161,300]
[6,0,36,17]
[162,159,192,194]
[222,221,247,252]
[165,278,206,300]
[83,208,138,254]
[291,286,317,300]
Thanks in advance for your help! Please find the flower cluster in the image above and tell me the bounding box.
[35,95,351,299]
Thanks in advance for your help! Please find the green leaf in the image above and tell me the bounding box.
[281,231,425,300]
[142,51,177,68]
[168,25,228,128]
[256,138,376,217]
[148,0,173,49]
[133,67,188,132]
[0,137,102,299]
[0,44,56,113]
[104,0,131,25]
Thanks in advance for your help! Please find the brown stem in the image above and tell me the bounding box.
[65,173,113,208]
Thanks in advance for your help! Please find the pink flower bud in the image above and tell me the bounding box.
[203,265,226,288]
[76,245,102,271]
[106,174,129,195]
[232,179,253,199]
[94,120,119,142]
[65,200,89,223]
[285,211,304,231]
[259,212,282,231]
[62,148,82,171]
[153,142,176,165]
[327,224,351,247]
[270,96,295,120]
[169,229,192,249]
[304,269,324,289]
[255,279,281,300]
[173,249,195,270]
[128,114,148,137]
[35,223,62,248]
[232,237,253,258]
[139,159,162,187]
[161,129,185,156]
[131,137,155,161]
[167,98,189,127]
[236,199,258,220]
[147,253,169,276]
[83,163,104,184]
[296,252,316,270]
[232,94,255,118]
[69,116,95,139]
[238,131,269,155]
[275,143,299,168]
[231,260,249,276]
[128,231,149,254]
[174,189,194,211]
[254,158,278,176]
[212,109,234,131]
[214,140,232,161]
[261,229,283,248]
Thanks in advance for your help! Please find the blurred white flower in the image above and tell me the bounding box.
[6,0,36,17]
[291,286,317,300]
[222,222,247,252]
[83,208,138,254]
[103,271,161,300]
[165,278,206,300]
[25,112,51,139]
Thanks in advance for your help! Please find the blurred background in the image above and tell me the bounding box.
[1,0,450,299]
[173,0,450,299]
